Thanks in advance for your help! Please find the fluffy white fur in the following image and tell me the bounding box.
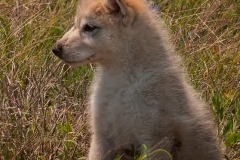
[52,0,221,159]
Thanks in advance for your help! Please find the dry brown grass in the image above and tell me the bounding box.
[159,0,240,159]
[0,0,239,159]
[0,0,91,159]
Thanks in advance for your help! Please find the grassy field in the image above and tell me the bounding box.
[0,0,239,159]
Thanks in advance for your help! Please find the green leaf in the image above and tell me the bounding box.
[57,124,68,134]
[218,107,224,122]
[223,120,232,136]
[212,95,221,112]
[57,122,72,134]
[225,133,237,146]
[212,95,225,121]
[64,140,73,150]
[237,101,240,119]
[65,122,72,133]
[37,156,44,160]
[237,132,240,140]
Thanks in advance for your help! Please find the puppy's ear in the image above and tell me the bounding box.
[105,0,127,15]
[105,0,134,26]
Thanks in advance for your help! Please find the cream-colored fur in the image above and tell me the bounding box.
[52,0,221,159]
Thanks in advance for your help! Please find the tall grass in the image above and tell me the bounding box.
[0,0,239,159]
[157,0,240,158]
[0,0,91,159]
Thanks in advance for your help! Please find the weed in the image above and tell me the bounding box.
[0,0,239,159]
[157,0,240,158]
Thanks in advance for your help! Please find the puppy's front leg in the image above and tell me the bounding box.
[88,134,114,160]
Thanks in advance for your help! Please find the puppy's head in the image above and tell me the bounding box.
[52,0,146,67]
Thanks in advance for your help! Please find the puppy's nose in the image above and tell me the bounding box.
[52,43,63,58]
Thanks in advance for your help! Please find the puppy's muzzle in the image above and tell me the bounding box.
[52,43,63,58]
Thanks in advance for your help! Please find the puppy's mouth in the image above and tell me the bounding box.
[63,53,96,66]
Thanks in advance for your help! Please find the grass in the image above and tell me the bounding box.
[0,0,91,159]
[157,0,240,158]
[0,0,239,159]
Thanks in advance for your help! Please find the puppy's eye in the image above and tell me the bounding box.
[83,24,98,32]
